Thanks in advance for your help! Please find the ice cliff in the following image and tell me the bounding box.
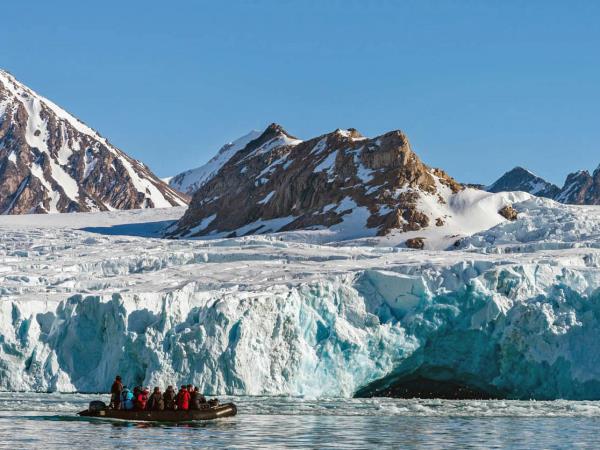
[2,200,600,399]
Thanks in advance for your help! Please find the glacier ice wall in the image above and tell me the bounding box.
[1,276,411,396]
[3,252,600,399]
[3,203,600,399]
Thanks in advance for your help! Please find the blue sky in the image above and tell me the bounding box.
[2,0,599,185]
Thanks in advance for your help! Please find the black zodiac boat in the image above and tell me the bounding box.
[78,400,237,422]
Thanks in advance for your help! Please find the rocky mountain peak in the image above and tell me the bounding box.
[486,164,600,206]
[263,122,294,138]
[333,128,365,140]
[556,169,598,205]
[168,125,464,241]
[487,166,560,199]
[167,124,303,197]
[506,166,534,177]
[0,70,187,214]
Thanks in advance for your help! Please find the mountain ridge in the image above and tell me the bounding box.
[168,129,263,195]
[488,165,600,205]
[167,124,512,247]
[487,166,560,199]
[0,69,187,214]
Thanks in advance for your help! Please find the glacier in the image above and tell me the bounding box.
[2,198,600,399]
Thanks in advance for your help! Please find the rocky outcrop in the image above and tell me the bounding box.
[169,124,463,239]
[405,237,425,249]
[0,70,187,214]
[498,205,518,221]
[555,169,600,205]
[487,167,560,199]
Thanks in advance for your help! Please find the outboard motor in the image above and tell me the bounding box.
[88,400,107,412]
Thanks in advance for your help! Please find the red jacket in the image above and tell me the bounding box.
[136,392,148,410]
[177,389,191,410]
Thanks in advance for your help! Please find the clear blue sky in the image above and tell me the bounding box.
[2,0,599,185]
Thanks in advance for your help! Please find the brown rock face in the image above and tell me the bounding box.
[170,124,463,239]
[0,70,187,214]
[405,237,425,249]
[498,205,518,221]
[555,169,600,205]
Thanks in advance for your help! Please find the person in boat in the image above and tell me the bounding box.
[110,375,123,409]
[190,386,207,410]
[121,386,134,410]
[176,385,191,410]
[163,385,176,410]
[146,387,164,411]
[134,386,149,410]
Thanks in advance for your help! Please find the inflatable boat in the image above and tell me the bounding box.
[78,401,237,422]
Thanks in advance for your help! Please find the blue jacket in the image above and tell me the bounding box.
[121,389,134,410]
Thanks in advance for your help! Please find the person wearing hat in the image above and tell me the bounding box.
[146,386,164,411]
[110,375,123,410]
[121,386,134,410]
[190,386,207,410]
[163,385,177,410]
[135,386,149,410]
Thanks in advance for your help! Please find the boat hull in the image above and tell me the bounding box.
[77,403,237,422]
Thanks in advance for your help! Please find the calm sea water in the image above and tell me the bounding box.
[0,393,599,449]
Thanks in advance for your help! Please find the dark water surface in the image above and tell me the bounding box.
[0,393,599,449]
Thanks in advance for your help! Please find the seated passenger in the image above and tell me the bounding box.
[135,386,149,410]
[176,385,190,411]
[190,387,206,410]
[146,387,164,411]
[121,387,134,410]
[163,385,176,410]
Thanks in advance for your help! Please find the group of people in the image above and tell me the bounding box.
[109,375,208,411]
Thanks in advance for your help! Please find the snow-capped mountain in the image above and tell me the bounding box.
[487,166,560,199]
[169,123,495,246]
[168,130,262,195]
[0,70,187,214]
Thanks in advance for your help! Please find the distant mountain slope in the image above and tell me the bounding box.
[487,165,600,205]
[487,167,560,199]
[165,123,527,248]
[0,70,187,214]
[555,168,600,205]
[168,130,262,196]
